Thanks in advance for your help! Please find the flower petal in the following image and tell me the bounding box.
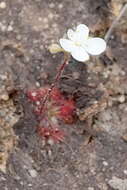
[72,24,89,44]
[85,37,106,55]
[76,24,89,38]
[59,39,74,52]
[71,46,89,62]
[67,29,75,40]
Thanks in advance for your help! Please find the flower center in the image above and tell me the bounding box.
[75,41,82,46]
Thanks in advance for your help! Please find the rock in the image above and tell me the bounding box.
[122,134,127,142]
[88,188,94,190]
[0,2,6,9]
[28,169,38,178]
[0,72,14,101]
[0,72,20,173]
[7,25,13,32]
[108,176,127,190]
[35,81,40,87]
[123,170,127,175]
[102,161,108,166]
[118,95,125,103]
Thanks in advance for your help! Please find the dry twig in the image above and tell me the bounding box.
[105,3,127,42]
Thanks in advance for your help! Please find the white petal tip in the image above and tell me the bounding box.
[76,24,89,31]
[86,38,106,55]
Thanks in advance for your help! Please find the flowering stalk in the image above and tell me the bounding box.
[27,24,106,143]
[40,56,69,113]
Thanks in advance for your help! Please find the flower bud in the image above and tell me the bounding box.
[48,44,63,54]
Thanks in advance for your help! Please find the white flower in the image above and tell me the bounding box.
[59,24,106,62]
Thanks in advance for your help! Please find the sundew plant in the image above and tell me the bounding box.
[27,24,106,144]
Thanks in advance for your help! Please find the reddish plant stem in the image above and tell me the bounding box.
[40,59,69,113]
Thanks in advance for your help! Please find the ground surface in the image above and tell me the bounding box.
[0,0,127,190]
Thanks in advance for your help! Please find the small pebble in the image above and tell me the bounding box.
[40,45,44,50]
[0,94,9,101]
[58,4,63,9]
[102,161,108,166]
[118,95,125,103]
[43,18,48,24]
[122,134,127,142]
[16,35,22,40]
[0,176,6,181]
[88,187,94,190]
[47,149,52,157]
[7,25,13,32]
[49,3,55,8]
[20,181,24,185]
[38,17,42,21]
[40,72,48,80]
[29,169,38,178]
[0,23,6,32]
[0,2,6,9]
[47,138,54,146]
[36,66,41,70]
[124,170,127,175]
[48,13,54,19]
[28,184,32,187]
[121,71,126,76]
[103,71,110,78]
[0,74,7,80]
[35,81,40,87]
